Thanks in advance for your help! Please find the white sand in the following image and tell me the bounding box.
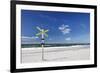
[21,45,90,63]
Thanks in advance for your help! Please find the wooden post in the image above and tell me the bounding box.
[41,33,45,61]
[41,44,44,61]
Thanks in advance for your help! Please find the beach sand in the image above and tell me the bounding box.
[21,45,90,63]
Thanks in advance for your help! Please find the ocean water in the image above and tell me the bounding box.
[21,43,90,48]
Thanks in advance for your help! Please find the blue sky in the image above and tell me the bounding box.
[21,10,90,44]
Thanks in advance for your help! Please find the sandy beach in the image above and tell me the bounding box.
[21,45,90,63]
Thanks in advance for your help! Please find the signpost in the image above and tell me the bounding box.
[36,27,49,61]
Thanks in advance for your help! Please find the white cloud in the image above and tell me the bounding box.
[22,36,39,40]
[59,24,69,30]
[59,24,71,35]
[65,37,71,41]
[62,28,71,34]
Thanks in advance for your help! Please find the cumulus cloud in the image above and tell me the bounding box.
[21,36,39,40]
[59,24,71,35]
[65,37,71,41]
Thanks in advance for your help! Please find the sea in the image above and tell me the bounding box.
[21,43,90,48]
